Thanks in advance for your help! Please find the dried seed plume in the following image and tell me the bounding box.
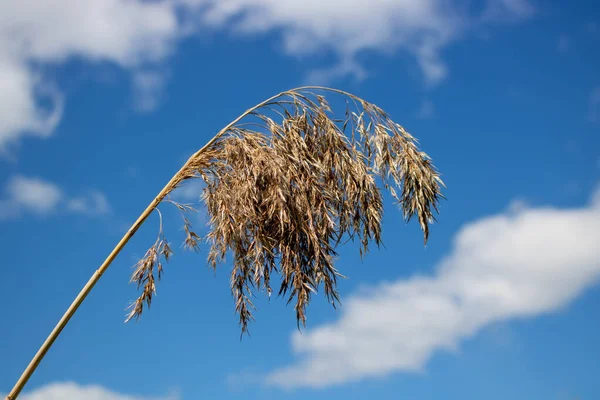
[127,87,444,334]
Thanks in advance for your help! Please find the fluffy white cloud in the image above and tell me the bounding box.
[0,56,64,151]
[0,0,534,150]
[264,185,600,389]
[0,0,179,150]
[1,381,178,400]
[0,175,110,220]
[2,175,63,215]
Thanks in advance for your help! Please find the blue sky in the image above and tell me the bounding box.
[1,0,599,399]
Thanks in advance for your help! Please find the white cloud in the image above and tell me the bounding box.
[589,87,600,123]
[3,175,63,215]
[0,0,535,150]
[184,0,534,86]
[1,381,179,400]
[67,191,111,216]
[0,0,179,150]
[263,184,600,389]
[305,58,367,86]
[0,175,110,220]
[132,69,168,112]
[0,57,64,153]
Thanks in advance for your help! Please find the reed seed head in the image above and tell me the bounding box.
[126,87,444,334]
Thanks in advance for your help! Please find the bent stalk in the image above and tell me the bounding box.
[5,90,285,400]
[6,86,443,399]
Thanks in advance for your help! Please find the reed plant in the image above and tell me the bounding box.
[6,86,443,400]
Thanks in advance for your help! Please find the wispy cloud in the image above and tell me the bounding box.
[171,178,205,202]
[1,381,179,400]
[170,178,208,227]
[261,184,600,389]
[0,175,111,220]
[480,0,535,22]
[185,0,535,87]
[0,0,535,150]
[417,100,435,119]
[132,69,168,112]
[67,191,111,216]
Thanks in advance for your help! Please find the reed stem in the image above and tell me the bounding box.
[5,89,288,400]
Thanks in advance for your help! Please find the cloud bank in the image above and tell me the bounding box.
[0,0,534,150]
[264,185,600,388]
